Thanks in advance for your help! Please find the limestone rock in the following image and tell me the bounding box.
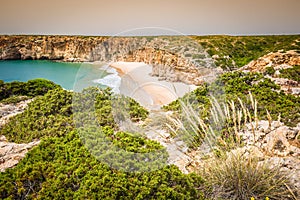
[240,50,300,96]
[0,99,33,128]
[240,50,300,73]
[0,47,21,60]
[237,120,300,195]
[0,135,40,172]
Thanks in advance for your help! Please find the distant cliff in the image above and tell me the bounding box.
[0,35,218,85]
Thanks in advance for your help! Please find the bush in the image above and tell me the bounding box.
[0,78,60,101]
[0,95,29,104]
[165,71,300,127]
[264,66,275,76]
[0,88,74,143]
[279,65,300,82]
[0,131,205,199]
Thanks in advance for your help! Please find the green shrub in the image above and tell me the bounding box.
[0,95,29,104]
[279,65,300,82]
[0,78,60,101]
[0,131,205,199]
[1,88,74,143]
[264,66,275,76]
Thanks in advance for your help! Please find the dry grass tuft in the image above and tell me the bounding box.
[201,150,295,200]
[166,93,296,199]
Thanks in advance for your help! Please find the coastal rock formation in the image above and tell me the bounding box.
[0,35,219,85]
[240,50,300,73]
[0,136,40,172]
[0,99,33,128]
[240,50,300,95]
[0,99,39,172]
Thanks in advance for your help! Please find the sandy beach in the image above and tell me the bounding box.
[109,62,196,110]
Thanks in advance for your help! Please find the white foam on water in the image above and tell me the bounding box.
[93,66,121,93]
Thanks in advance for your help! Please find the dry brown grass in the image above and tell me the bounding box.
[166,93,296,199]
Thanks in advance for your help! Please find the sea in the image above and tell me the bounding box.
[0,60,121,92]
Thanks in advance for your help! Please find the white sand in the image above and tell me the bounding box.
[109,62,196,110]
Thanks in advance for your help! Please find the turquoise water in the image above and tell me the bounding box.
[0,60,108,91]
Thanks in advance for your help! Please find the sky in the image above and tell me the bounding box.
[0,0,299,36]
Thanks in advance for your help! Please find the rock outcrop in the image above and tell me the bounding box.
[238,120,300,195]
[0,136,40,172]
[0,99,33,128]
[0,35,220,85]
[240,50,300,73]
[240,50,300,95]
[0,99,39,172]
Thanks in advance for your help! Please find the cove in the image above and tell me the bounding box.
[0,60,108,91]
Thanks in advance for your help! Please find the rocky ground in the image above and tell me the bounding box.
[0,99,40,172]
[0,136,40,172]
[240,50,300,96]
[0,99,33,128]
[239,121,300,194]
[144,110,300,194]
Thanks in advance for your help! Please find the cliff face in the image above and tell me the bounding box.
[0,35,219,85]
[0,35,108,61]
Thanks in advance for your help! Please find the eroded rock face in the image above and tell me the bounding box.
[0,99,39,172]
[0,35,220,85]
[0,136,40,172]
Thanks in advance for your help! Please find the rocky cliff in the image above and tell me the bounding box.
[0,35,219,85]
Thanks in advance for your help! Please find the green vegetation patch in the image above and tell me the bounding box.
[164,71,300,147]
[192,35,300,70]
[0,79,205,199]
[0,131,204,199]
[1,88,74,143]
[0,79,60,101]
[279,65,300,82]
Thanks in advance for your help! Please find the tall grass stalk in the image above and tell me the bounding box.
[166,93,296,199]
[201,150,295,200]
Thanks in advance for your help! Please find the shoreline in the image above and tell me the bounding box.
[109,61,196,110]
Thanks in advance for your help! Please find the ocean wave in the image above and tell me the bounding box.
[93,67,121,93]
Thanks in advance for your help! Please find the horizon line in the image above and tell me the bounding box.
[1,33,300,37]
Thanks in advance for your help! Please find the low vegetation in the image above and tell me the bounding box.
[165,74,298,199]
[165,71,300,128]
[201,151,293,200]
[192,35,300,70]
[0,78,60,102]
[0,79,205,199]
[279,65,300,82]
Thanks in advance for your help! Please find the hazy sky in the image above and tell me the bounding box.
[0,0,299,36]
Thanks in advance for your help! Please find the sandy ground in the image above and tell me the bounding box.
[110,62,196,110]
